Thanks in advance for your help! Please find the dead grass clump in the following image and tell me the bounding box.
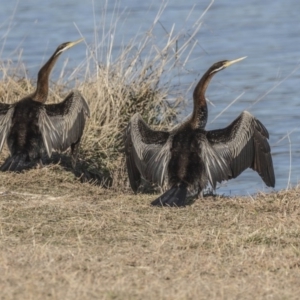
[77,50,184,181]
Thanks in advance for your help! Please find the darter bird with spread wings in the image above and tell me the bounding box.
[0,39,90,172]
[124,57,275,207]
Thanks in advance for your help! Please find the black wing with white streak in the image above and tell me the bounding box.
[0,103,15,152]
[38,91,90,158]
[206,111,275,187]
[124,113,170,192]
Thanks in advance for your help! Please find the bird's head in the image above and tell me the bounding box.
[209,56,247,75]
[54,38,84,56]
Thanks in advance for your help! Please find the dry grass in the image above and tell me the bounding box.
[0,168,300,300]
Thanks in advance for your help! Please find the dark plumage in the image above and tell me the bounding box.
[124,57,275,207]
[0,39,90,172]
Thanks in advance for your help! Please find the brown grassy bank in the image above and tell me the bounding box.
[0,168,300,300]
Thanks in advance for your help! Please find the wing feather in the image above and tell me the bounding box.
[197,133,232,189]
[0,103,15,152]
[124,113,171,192]
[206,111,275,187]
[38,91,90,157]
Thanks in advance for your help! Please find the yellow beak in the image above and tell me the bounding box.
[65,38,84,50]
[224,56,247,67]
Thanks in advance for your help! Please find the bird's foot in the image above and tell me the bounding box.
[151,184,187,207]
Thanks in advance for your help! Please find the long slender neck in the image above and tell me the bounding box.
[31,52,60,103]
[190,68,216,129]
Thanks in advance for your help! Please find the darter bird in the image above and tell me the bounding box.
[0,39,90,171]
[124,57,275,207]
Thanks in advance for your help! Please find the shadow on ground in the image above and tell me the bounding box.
[41,153,113,188]
[0,151,113,188]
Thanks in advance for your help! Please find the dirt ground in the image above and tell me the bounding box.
[0,163,300,300]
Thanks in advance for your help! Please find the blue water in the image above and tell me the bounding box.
[0,0,300,195]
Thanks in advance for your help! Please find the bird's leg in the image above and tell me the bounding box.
[197,189,204,199]
[71,142,80,169]
[37,159,44,169]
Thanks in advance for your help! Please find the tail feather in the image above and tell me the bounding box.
[151,183,187,207]
[0,154,31,172]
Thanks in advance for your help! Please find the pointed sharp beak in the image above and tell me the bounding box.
[224,56,247,67]
[65,38,84,50]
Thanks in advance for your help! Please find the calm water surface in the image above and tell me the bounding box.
[0,0,300,195]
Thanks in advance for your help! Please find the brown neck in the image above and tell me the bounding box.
[31,52,60,103]
[190,68,216,129]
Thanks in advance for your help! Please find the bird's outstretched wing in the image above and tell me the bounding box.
[38,91,90,158]
[124,113,171,192]
[0,103,15,152]
[206,111,275,187]
[196,133,232,189]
